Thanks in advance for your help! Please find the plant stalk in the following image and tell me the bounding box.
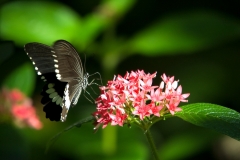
[142,124,160,160]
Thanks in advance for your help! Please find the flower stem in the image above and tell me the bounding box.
[142,123,160,160]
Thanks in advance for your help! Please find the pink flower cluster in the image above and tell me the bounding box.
[0,89,42,129]
[93,70,190,128]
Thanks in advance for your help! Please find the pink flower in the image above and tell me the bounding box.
[0,88,43,130]
[93,70,190,129]
[27,116,43,130]
[11,104,35,120]
[8,89,25,102]
[12,104,42,129]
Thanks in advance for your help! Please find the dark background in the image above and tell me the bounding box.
[0,0,240,159]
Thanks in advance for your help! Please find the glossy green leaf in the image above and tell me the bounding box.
[0,1,81,45]
[175,103,240,141]
[3,63,35,96]
[129,11,240,55]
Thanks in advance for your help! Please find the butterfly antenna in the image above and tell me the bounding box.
[84,54,103,86]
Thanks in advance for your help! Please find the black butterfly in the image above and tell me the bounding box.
[24,40,89,122]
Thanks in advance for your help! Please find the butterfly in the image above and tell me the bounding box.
[24,40,89,122]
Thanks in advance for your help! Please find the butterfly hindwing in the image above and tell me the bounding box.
[40,73,67,121]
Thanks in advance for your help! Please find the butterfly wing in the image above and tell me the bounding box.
[52,40,85,121]
[24,42,67,121]
[53,40,84,82]
[25,40,86,122]
[41,73,67,121]
[24,43,55,75]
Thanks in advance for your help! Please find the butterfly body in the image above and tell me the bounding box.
[24,40,88,122]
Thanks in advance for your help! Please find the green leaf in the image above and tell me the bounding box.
[129,10,240,55]
[175,103,240,141]
[0,1,81,45]
[3,63,35,96]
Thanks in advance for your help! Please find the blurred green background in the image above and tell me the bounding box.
[1,0,240,159]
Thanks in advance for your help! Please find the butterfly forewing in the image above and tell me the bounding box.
[53,40,84,82]
[24,43,56,74]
